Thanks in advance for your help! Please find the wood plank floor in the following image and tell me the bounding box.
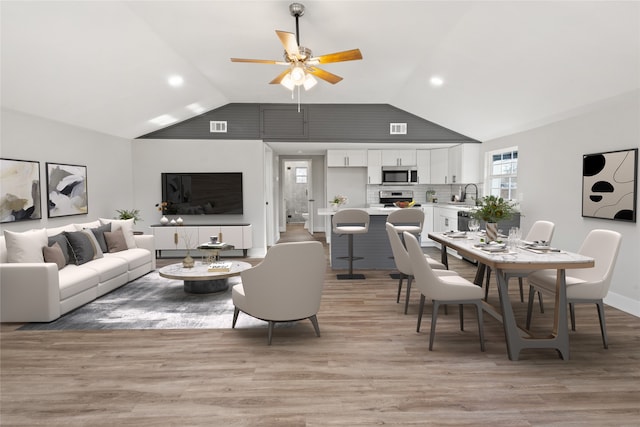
[2,224,639,425]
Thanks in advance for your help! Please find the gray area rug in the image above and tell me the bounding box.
[19,271,269,330]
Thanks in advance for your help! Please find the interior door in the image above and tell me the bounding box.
[306,162,314,234]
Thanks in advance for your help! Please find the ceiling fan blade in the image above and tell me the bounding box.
[276,30,301,61]
[269,69,292,85]
[311,49,363,64]
[307,67,343,84]
[231,58,287,64]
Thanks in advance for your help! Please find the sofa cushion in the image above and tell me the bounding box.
[46,224,77,237]
[3,229,47,263]
[47,233,71,265]
[104,228,128,253]
[80,255,128,283]
[105,248,151,270]
[73,220,101,231]
[65,230,104,265]
[58,264,100,300]
[87,223,111,253]
[99,218,136,249]
[43,242,66,270]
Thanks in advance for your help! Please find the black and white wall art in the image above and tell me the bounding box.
[0,158,42,223]
[46,162,88,218]
[582,148,637,222]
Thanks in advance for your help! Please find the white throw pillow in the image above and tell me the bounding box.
[99,218,136,249]
[4,229,48,263]
[73,220,101,231]
[46,224,76,237]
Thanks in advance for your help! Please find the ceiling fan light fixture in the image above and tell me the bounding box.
[290,65,306,84]
[303,74,317,90]
[280,73,295,91]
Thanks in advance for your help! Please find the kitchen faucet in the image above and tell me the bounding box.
[462,183,478,204]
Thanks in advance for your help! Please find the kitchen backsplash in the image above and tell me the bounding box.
[366,183,481,206]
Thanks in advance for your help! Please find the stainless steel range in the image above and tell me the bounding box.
[379,190,421,207]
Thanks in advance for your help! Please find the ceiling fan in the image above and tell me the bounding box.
[230,3,363,91]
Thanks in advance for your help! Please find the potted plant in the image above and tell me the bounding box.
[115,209,142,224]
[470,195,518,241]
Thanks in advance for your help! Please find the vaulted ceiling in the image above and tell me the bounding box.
[2,1,639,147]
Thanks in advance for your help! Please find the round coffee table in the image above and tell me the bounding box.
[158,260,252,294]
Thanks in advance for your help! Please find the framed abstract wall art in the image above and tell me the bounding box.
[46,162,88,218]
[582,148,637,222]
[0,158,42,223]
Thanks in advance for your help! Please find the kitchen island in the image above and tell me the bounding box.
[319,207,420,270]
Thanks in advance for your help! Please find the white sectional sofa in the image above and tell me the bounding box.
[0,218,155,323]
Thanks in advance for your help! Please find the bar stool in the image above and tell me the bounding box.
[332,208,370,280]
[387,208,424,240]
[387,208,425,279]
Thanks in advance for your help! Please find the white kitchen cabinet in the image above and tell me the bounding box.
[448,143,480,184]
[367,150,382,184]
[434,207,459,232]
[420,206,435,246]
[381,150,416,166]
[430,148,449,184]
[327,150,367,167]
[416,150,431,184]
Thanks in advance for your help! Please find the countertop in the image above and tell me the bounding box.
[318,203,473,216]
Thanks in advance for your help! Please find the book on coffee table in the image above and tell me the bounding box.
[208,261,233,272]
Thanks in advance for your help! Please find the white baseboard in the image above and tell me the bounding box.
[605,292,640,318]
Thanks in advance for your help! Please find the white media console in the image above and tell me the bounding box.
[151,224,252,258]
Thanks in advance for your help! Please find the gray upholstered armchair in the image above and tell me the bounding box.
[232,241,326,345]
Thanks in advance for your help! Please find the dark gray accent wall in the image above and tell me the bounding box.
[138,103,480,144]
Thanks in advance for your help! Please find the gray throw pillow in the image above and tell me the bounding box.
[47,233,71,265]
[88,223,111,253]
[43,242,66,270]
[65,230,104,265]
[104,228,128,253]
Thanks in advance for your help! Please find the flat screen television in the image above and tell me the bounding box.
[161,172,243,215]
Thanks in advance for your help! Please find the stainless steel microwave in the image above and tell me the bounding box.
[381,166,418,184]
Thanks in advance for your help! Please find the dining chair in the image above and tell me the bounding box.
[332,209,370,280]
[484,220,555,311]
[525,229,622,349]
[404,231,485,351]
[232,241,326,345]
[385,222,452,314]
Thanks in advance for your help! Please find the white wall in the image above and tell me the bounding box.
[130,139,266,257]
[481,90,640,316]
[0,109,134,232]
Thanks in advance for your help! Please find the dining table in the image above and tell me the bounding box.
[428,231,595,361]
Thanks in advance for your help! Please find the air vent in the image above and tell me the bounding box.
[390,123,407,135]
[210,121,228,133]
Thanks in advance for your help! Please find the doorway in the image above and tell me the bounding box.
[283,159,313,233]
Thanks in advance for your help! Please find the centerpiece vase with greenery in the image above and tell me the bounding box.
[470,195,518,242]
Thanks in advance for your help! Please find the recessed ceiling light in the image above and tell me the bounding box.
[186,103,205,114]
[168,75,184,87]
[149,114,178,126]
[430,76,444,87]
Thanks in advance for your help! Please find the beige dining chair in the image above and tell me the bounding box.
[525,229,622,349]
[232,241,326,345]
[484,220,555,310]
[332,208,370,280]
[404,231,485,351]
[385,222,452,314]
